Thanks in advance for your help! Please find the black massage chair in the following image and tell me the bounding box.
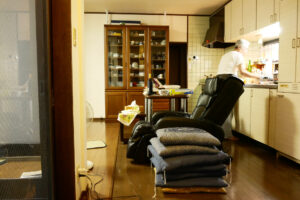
[127,74,244,163]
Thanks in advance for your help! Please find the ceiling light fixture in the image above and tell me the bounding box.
[259,22,281,39]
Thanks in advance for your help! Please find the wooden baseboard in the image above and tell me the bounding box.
[276,151,300,165]
[93,118,105,122]
[105,118,119,123]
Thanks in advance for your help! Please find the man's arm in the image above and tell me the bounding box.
[238,64,261,79]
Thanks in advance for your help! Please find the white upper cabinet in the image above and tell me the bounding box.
[297,0,300,82]
[279,0,297,83]
[274,0,280,21]
[243,0,257,35]
[225,2,232,42]
[257,0,280,29]
[257,0,274,29]
[229,0,256,41]
[231,0,243,40]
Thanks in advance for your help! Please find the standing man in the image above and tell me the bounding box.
[217,39,261,79]
[217,39,261,139]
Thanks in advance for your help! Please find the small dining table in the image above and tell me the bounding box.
[144,94,189,123]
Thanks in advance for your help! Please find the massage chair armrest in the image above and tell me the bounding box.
[154,117,225,142]
[151,111,190,125]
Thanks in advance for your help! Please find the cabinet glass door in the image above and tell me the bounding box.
[106,27,126,88]
[149,28,169,85]
[127,27,147,89]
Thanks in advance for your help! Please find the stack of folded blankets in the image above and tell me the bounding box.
[148,127,230,194]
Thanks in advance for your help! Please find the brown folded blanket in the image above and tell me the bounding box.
[162,187,227,194]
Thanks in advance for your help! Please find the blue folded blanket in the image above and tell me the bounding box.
[157,169,227,181]
[155,173,228,187]
[150,137,219,158]
[166,163,227,174]
[148,145,230,173]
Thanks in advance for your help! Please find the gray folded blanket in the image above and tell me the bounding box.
[156,127,221,146]
[148,145,230,173]
[150,137,219,157]
[155,173,228,187]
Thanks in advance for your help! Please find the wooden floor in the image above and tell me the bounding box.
[86,122,120,199]
[0,157,41,179]
[89,121,300,200]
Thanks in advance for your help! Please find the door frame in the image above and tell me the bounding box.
[51,0,76,199]
[0,0,55,198]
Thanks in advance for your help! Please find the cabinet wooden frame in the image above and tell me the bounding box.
[104,25,170,119]
[105,91,127,118]
[104,25,170,90]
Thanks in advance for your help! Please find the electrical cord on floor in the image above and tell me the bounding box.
[80,172,104,200]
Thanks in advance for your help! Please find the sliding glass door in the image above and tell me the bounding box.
[0,0,53,199]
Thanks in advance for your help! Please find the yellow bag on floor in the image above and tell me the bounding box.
[118,101,140,126]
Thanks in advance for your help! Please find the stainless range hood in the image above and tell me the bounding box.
[203,8,234,48]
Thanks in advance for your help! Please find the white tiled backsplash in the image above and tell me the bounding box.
[225,41,278,78]
[187,16,224,112]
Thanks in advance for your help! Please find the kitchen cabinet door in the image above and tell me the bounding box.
[257,0,275,29]
[235,88,251,136]
[250,89,270,144]
[274,93,300,161]
[268,89,277,148]
[105,26,127,90]
[149,27,169,85]
[126,26,148,90]
[231,0,243,40]
[127,92,145,113]
[105,91,126,119]
[243,0,256,34]
[153,99,170,113]
[297,0,300,82]
[225,2,232,42]
[279,0,297,83]
[274,0,280,22]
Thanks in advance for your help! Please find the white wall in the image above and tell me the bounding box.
[84,14,106,118]
[84,14,187,118]
[187,16,225,112]
[72,0,88,198]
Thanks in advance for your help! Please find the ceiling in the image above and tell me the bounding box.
[84,0,229,15]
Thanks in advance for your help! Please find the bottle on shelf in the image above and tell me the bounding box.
[147,73,154,95]
[247,60,252,72]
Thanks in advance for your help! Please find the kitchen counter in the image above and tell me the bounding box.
[244,83,278,89]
